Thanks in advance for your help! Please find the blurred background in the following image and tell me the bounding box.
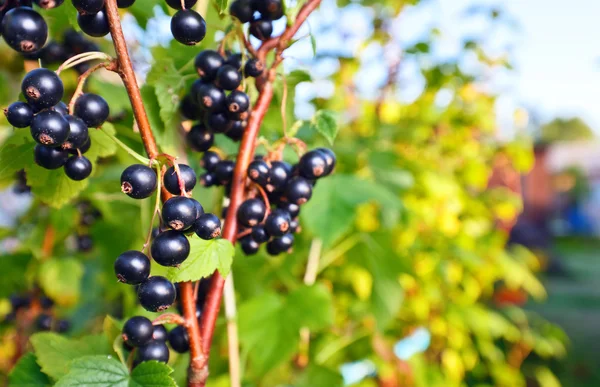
[1,0,599,386]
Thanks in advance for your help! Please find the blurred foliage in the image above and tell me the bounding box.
[539,117,595,143]
[0,0,568,386]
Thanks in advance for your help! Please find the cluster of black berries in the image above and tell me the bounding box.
[0,2,49,54]
[24,30,100,74]
[181,50,265,146]
[4,292,70,333]
[73,0,135,38]
[75,200,101,252]
[200,148,336,256]
[115,163,220,313]
[230,0,284,41]
[164,0,206,46]
[4,68,109,181]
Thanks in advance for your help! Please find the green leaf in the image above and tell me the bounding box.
[0,253,32,297]
[86,123,119,161]
[54,356,128,387]
[8,353,51,387]
[312,110,339,144]
[297,364,344,387]
[103,316,128,366]
[285,285,333,330]
[38,258,84,307]
[165,238,234,283]
[146,59,185,136]
[0,133,34,189]
[130,361,177,387]
[216,0,230,15]
[30,333,112,380]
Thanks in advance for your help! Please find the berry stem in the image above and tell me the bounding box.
[99,127,152,165]
[55,52,112,74]
[68,60,118,115]
[152,313,186,326]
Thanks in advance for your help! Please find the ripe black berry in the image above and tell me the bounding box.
[39,41,68,64]
[120,164,157,199]
[64,155,92,180]
[161,196,198,231]
[200,172,217,187]
[34,144,68,169]
[316,148,336,175]
[267,233,294,255]
[137,276,176,312]
[264,208,291,237]
[114,250,151,285]
[267,161,292,192]
[74,93,109,127]
[117,0,135,7]
[298,150,327,180]
[192,198,205,219]
[256,0,284,20]
[237,198,266,227]
[76,137,92,154]
[226,53,243,70]
[137,340,170,363]
[57,319,71,333]
[122,316,153,347]
[165,0,196,9]
[285,176,313,205]
[250,19,273,41]
[289,218,299,233]
[171,9,206,46]
[168,325,189,353]
[152,325,168,342]
[247,160,270,186]
[21,68,64,110]
[225,120,246,142]
[244,59,264,78]
[37,314,53,331]
[240,235,259,255]
[1,7,48,53]
[195,82,226,112]
[40,296,54,310]
[77,9,110,37]
[215,65,242,91]
[10,295,31,311]
[200,150,221,172]
[180,94,202,120]
[194,50,224,81]
[215,160,235,185]
[151,230,190,266]
[251,224,269,243]
[53,101,69,116]
[229,0,254,23]
[195,213,221,240]
[62,115,89,150]
[205,112,233,133]
[226,90,250,116]
[164,164,197,195]
[72,0,105,15]
[5,102,33,128]
[278,201,300,218]
[30,110,70,146]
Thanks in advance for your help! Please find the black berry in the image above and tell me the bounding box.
[114,250,151,285]
[250,19,273,41]
[289,218,299,233]
[256,0,284,20]
[225,120,246,141]
[194,50,224,81]
[5,102,33,128]
[137,276,176,312]
[121,164,157,199]
[195,213,221,240]
[298,150,327,180]
[171,9,206,45]
[40,41,68,64]
[21,68,64,110]
[229,0,254,23]
[117,0,135,7]
[77,234,93,251]
[164,164,197,195]
[77,9,110,37]
[195,82,226,112]
[168,325,189,353]
[226,53,243,70]
[244,58,264,78]
[204,112,233,133]
[267,161,292,192]
[151,230,191,266]
[165,0,196,9]
[74,93,109,127]
[1,7,48,53]
[180,94,202,120]
[200,150,221,172]
[52,101,69,116]
[122,316,153,347]
[285,176,312,205]
[37,314,53,331]
[267,233,294,255]
[34,144,69,169]
[62,115,89,150]
[152,325,168,342]
[57,319,71,333]
[64,155,92,180]
[30,110,70,146]
[247,160,270,186]
[251,224,269,243]
[137,340,170,363]
[200,172,217,187]
[161,196,198,231]
[72,0,105,15]
[226,90,250,117]
[264,208,291,237]
[278,201,300,218]
[240,235,259,255]
[237,198,266,227]
[316,147,336,175]
[215,65,242,90]
[215,160,235,185]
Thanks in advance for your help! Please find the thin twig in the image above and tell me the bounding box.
[224,275,241,387]
[68,61,117,115]
[152,313,186,326]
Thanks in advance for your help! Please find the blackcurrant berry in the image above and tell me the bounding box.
[37,314,53,331]
[247,160,270,186]
[52,101,69,116]
[255,0,284,20]
[64,155,92,180]
[180,94,202,120]
[137,276,176,312]
[195,82,226,112]
[35,0,65,9]
[226,53,243,70]
[77,234,94,251]
[251,224,269,243]
[40,296,54,309]
[214,160,235,185]
[137,340,170,363]
[9,294,31,311]
[40,41,68,64]
[57,319,71,333]
[76,137,92,154]
[62,115,89,150]
[250,19,273,41]
[163,164,197,195]
[161,196,198,231]
[122,316,153,347]
[4,102,33,128]
[285,176,312,205]
[117,0,134,7]
[266,233,294,255]
[165,0,196,9]
[1,7,48,53]
[229,0,254,23]
[267,161,292,192]
[34,144,68,169]
[152,325,168,342]
[114,250,151,285]
[168,325,189,353]
[240,235,260,255]
[171,9,206,45]
[226,90,250,116]
[215,65,242,91]
[298,150,327,180]
[77,9,110,37]
[21,68,64,110]
[195,213,221,240]
[74,93,109,127]
[316,148,336,175]
[237,198,266,227]
[289,218,299,233]
[244,59,264,78]
[72,0,105,15]
[204,112,233,133]
[200,150,221,172]
[200,172,217,187]
[194,50,224,81]
[120,164,157,199]
[277,201,300,218]
[151,230,190,266]
[193,198,205,219]
[225,120,246,142]
[264,208,291,237]
[30,110,70,146]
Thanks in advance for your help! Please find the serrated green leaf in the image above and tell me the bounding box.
[38,258,84,307]
[130,361,177,387]
[216,0,230,15]
[8,353,51,387]
[311,110,339,145]
[146,59,185,136]
[55,356,129,387]
[30,333,112,380]
[165,238,234,283]
[0,133,34,189]
[86,123,118,161]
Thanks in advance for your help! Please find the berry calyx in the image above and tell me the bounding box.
[226,90,250,116]
[215,64,242,91]
[77,9,110,37]
[194,50,224,81]
[64,155,92,180]
[122,316,153,347]
[114,250,151,285]
[237,198,266,227]
[194,213,221,240]
[264,208,291,237]
[5,102,34,128]
[30,110,70,146]
[161,196,198,231]
[74,93,109,127]
[34,144,69,169]
[137,276,176,312]
[21,68,64,110]
[171,9,206,46]
[137,340,170,363]
[151,230,191,267]
[1,7,48,53]
[120,164,157,199]
[285,176,313,205]
[168,325,189,353]
[164,164,197,195]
